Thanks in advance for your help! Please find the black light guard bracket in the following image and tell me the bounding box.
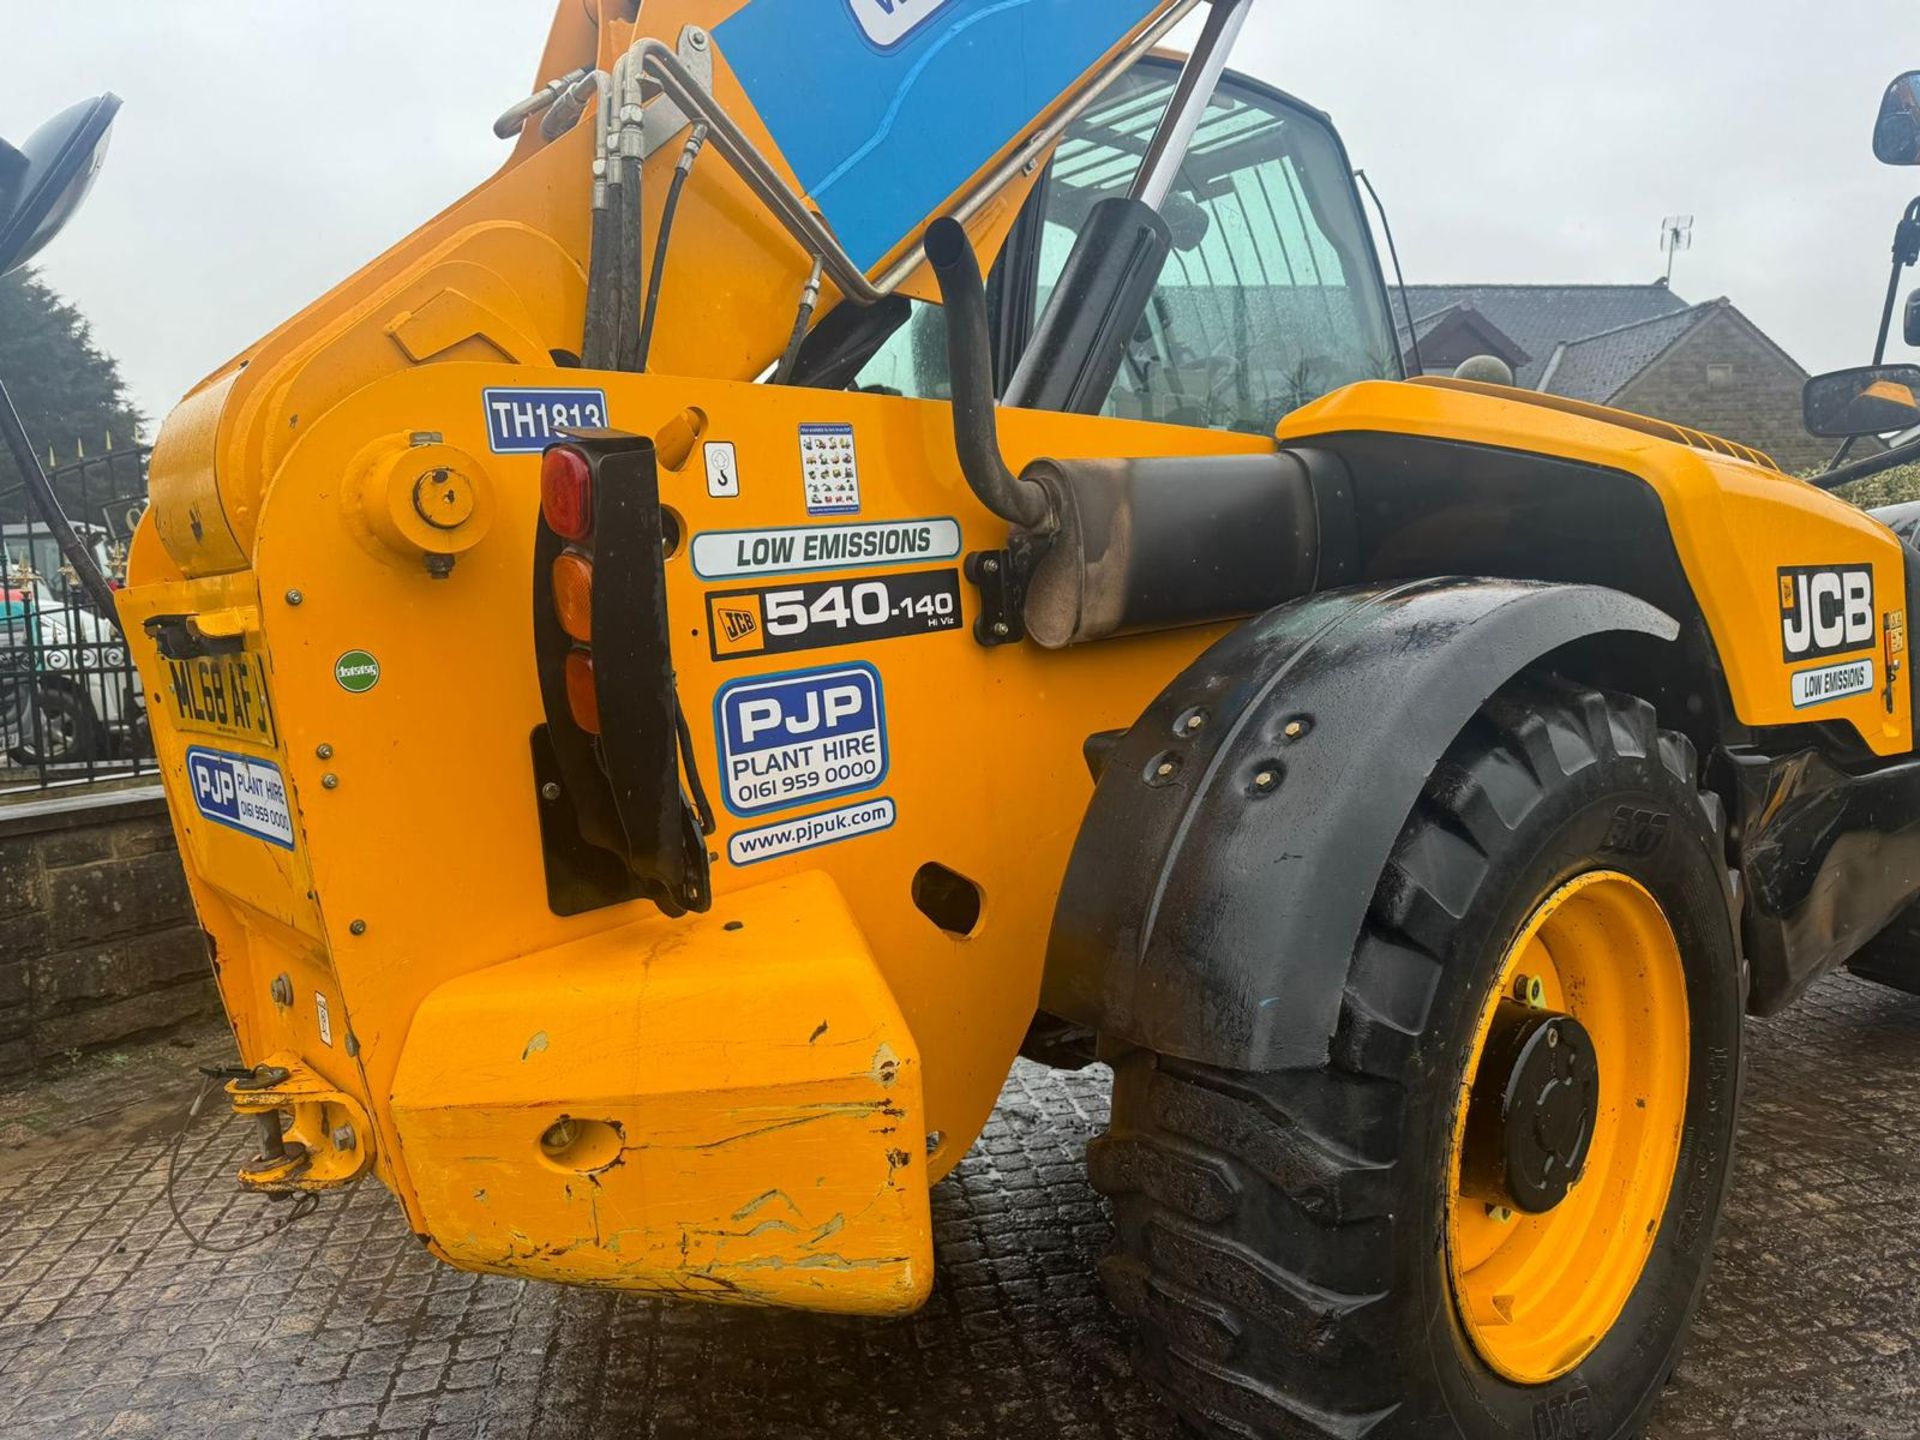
[531,431,711,918]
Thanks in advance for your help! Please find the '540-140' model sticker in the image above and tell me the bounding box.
[707,569,963,660]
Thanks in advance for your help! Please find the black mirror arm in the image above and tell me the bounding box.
[0,375,119,621]
[1825,198,1920,473]
[1813,430,1920,493]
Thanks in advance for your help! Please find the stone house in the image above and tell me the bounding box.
[1401,282,1833,472]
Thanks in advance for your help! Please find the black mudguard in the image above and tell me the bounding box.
[1042,577,1678,1072]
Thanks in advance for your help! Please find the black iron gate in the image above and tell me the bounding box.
[0,442,154,793]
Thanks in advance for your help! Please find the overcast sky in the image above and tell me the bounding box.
[2,0,1915,431]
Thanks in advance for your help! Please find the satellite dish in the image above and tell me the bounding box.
[0,94,122,277]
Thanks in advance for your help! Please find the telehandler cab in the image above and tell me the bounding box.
[12,5,1920,1436]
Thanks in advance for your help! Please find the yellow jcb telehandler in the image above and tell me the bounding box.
[9,5,1920,1436]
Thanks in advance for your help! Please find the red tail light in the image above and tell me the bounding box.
[552,552,594,644]
[564,649,600,734]
[541,446,595,542]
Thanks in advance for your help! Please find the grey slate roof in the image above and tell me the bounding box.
[1401,283,1692,388]
[1539,304,1716,402]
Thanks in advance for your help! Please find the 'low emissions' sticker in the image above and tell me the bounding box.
[715,663,888,817]
[186,747,296,850]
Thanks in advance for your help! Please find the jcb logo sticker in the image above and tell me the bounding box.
[712,600,763,657]
[1779,564,1875,662]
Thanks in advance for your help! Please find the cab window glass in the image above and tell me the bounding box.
[848,63,1399,424]
[1039,68,1400,432]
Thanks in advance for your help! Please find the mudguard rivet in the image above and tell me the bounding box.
[541,782,562,802]
[1156,762,1175,778]
[1253,770,1277,791]
[349,920,368,937]
[285,589,304,607]
[1284,720,1306,740]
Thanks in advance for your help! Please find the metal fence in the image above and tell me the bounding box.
[0,443,153,794]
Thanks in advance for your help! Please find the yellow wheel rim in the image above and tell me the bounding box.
[1446,871,1690,1385]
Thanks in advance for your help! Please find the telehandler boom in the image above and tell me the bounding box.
[13,4,1920,1436]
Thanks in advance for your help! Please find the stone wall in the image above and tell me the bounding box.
[0,787,217,1078]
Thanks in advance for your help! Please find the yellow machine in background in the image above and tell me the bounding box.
[6,2,1920,1435]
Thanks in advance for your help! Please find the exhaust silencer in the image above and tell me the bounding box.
[1020,448,1356,649]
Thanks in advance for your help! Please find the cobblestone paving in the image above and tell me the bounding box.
[5,972,1920,1438]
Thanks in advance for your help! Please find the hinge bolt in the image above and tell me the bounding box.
[332,1124,356,1152]
[270,973,293,1007]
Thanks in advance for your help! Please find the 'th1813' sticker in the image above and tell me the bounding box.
[715,663,887,817]
[707,569,963,660]
[483,387,609,454]
[186,747,296,850]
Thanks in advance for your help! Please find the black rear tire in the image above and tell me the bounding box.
[1090,676,1743,1439]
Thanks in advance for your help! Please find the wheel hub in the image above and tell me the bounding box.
[1460,1001,1599,1214]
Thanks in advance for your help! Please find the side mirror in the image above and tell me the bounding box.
[0,94,122,277]
[1908,289,1920,349]
[1877,72,1920,166]
[1805,364,1920,437]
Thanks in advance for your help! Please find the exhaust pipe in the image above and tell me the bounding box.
[923,217,1052,531]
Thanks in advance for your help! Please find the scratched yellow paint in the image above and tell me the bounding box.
[390,874,932,1310]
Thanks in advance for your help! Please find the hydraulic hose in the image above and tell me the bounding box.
[635,125,708,375]
[923,217,1052,531]
[771,255,825,387]
[615,147,644,373]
